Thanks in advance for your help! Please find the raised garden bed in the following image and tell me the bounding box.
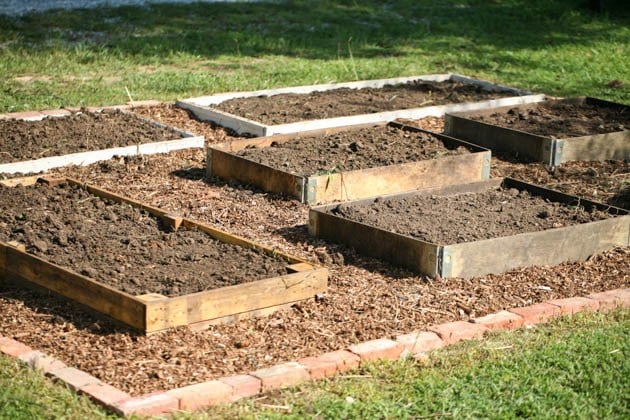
[207,121,491,204]
[178,74,544,136]
[445,97,630,165]
[310,178,629,279]
[0,109,204,175]
[0,177,327,333]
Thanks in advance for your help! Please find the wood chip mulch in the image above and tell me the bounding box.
[0,105,627,395]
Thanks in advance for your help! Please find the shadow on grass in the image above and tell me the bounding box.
[1,0,628,61]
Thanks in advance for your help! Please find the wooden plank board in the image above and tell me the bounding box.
[0,136,204,175]
[2,243,146,330]
[177,74,542,136]
[311,151,490,204]
[1,179,327,333]
[143,268,328,332]
[444,97,630,165]
[444,216,630,278]
[309,177,629,278]
[208,148,303,199]
[208,122,492,204]
[309,210,440,276]
[445,112,554,164]
[560,131,630,163]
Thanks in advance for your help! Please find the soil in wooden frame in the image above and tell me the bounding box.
[0,114,624,396]
[236,124,470,176]
[470,100,630,138]
[0,182,288,296]
[330,186,616,245]
[214,79,516,125]
[0,109,184,164]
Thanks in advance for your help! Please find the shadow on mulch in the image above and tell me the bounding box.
[0,281,139,338]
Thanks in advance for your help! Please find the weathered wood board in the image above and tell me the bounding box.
[177,73,545,136]
[0,112,204,175]
[444,97,630,165]
[207,122,492,205]
[309,178,629,279]
[0,177,328,333]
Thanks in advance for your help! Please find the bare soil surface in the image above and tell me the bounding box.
[492,157,630,210]
[471,100,629,138]
[236,125,469,176]
[331,187,613,244]
[215,80,516,125]
[0,109,183,164]
[0,114,627,395]
[0,182,287,296]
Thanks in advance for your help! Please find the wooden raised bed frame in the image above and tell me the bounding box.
[177,73,545,136]
[444,97,630,166]
[0,177,327,334]
[0,111,205,175]
[309,178,629,279]
[207,121,492,205]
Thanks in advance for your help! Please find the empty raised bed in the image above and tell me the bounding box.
[445,97,630,165]
[178,74,544,136]
[0,178,327,333]
[309,178,629,279]
[0,109,204,174]
[207,122,491,204]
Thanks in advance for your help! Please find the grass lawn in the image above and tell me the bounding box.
[0,354,112,419]
[204,309,630,419]
[0,0,628,112]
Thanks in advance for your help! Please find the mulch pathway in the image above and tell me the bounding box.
[0,104,627,395]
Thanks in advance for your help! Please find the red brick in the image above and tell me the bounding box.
[18,350,66,373]
[8,111,45,121]
[128,99,162,107]
[41,109,71,118]
[546,297,599,315]
[219,374,261,401]
[471,311,525,332]
[0,337,33,357]
[167,380,233,411]
[588,289,630,311]
[348,338,404,364]
[396,331,444,355]
[251,362,310,392]
[112,392,178,417]
[80,382,130,406]
[49,367,100,391]
[428,321,488,345]
[320,350,360,372]
[509,303,562,326]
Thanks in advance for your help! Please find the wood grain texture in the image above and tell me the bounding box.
[144,268,328,332]
[445,216,630,278]
[2,243,146,330]
[560,131,630,163]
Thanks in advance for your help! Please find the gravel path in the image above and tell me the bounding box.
[0,0,261,16]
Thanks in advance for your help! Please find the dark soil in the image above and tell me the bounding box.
[236,125,469,176]
[0,109,183,164]
[215,80,516,125]
[492,157,630,210]
[0,113,626,395]
[0,182,287,297]
[472,100,629,138]
[331,186,614,244]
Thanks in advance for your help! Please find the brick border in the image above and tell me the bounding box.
[1,287,628,416]
[0,100,163,121]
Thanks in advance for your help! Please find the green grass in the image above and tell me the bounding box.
[0,0,628,112]
[203,309,630,419]
[0,354,112,419]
